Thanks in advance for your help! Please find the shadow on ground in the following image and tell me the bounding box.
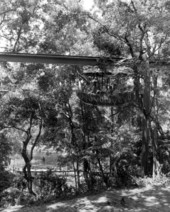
[1,185,170,212]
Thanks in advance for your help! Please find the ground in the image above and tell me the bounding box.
[7,152,170,211]
[1,185,170,212]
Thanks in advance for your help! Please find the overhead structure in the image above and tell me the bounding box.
[0,52,143,106]
[0,52,136,106]
[0,52,169,69]
[77,91,135,106]
[0,52,121,66]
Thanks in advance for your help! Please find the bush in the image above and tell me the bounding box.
[0,172,30,207]
[12,173,27,191]
[134,174,170,187]
[1,187,36,207]
[90,172,107,190]
[0,187,21,207]
[114,155,140,188]
[35,169,72,201]
[0,171,14,193]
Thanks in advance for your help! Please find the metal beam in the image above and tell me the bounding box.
[0,52,170,68]
[0,52,121,66]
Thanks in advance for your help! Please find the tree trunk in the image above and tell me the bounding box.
[110,106,114,175]
[152,74,161,178]
[83,158,94,191]
[21,118,42,196]
[22,141,36,196]
[111,152,120,178]
[140,60,151,176]
[141,117,150,176]
[73,161,78,192]
[76,159,80,192]
[23,162,35,195]
[96,152,108,187]
[152,127,158,179]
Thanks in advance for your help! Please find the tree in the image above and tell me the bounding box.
[0,133,13,194]
[2,0,170,196]
[0,92,44,195]
[88,0,170,176]
[0,0,96,195]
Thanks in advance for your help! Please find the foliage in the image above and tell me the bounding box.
[0,171,14,196]
[0,133,13,203]
[1,0,170,201]
[12,173,27,192]
[134,174,170,188]
[0,187,21,207]
[35,169,74,201]
[0,133,12,170]
[1,187,36,207]
[0,173,29,207]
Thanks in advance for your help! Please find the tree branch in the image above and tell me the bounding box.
[150,115,165,138]
[30,118,43,161]
[0,9,16,16]
[138,23,146,59]
[26,112,34,135]
[153,35,168,56]
[0,14,6,26]
[144,31,152,57]
[130,0,137,13]
[124,34,134,57]
[87,13,125,42]
[13,25,23,52]
[3,125,27,133]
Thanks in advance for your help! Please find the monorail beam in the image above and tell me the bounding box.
[0,53,119,66]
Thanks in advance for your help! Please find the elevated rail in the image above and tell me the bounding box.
[0,52,121,66]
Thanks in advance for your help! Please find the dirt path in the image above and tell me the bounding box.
[1,185,170,212]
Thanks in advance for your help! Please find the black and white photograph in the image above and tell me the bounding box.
[0,0,170,211]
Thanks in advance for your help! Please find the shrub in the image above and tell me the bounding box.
[35,169,72,201]
[0,187,21,207]
[134,174,170,187]
[12,173,27,191]
[0,172,30,207]
[0,171,14,194]
[114,154,140,188]
[1,187,36,207]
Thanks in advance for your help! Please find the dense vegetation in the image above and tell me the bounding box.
[1,0,170,206]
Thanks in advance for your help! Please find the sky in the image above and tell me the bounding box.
[82,0,94,10]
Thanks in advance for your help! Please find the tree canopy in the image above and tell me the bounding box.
[1,0,170,197]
